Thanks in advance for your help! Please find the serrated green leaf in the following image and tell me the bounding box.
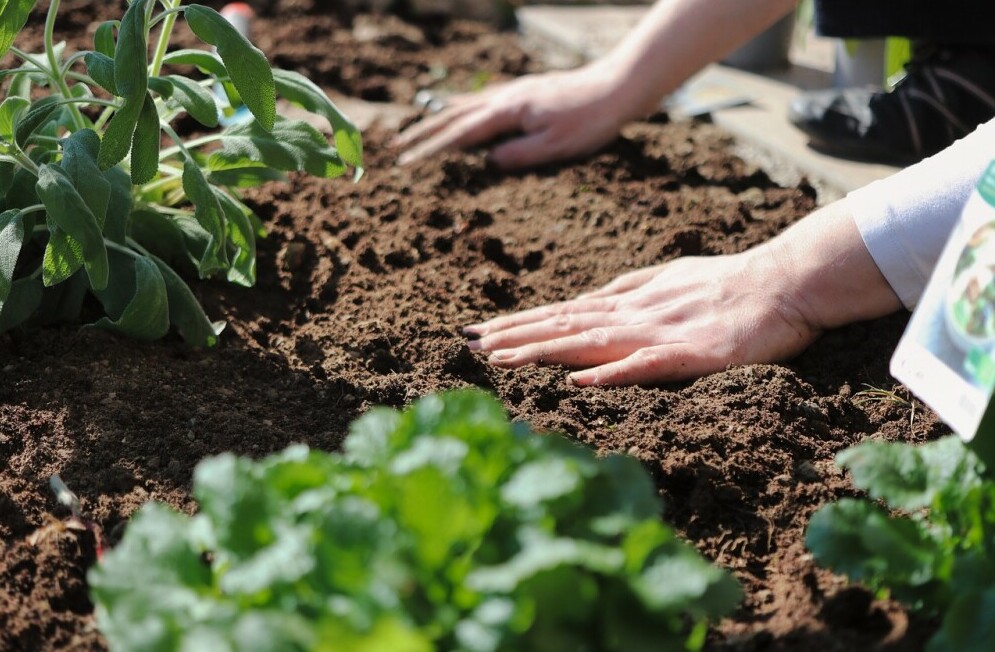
[182,158,227,275]
[344,407,403,466]
[273,68,363,172]
[0,96,28,143]
[36,165,109,290]
[838,436,983,511]
[162,74,219,128]
[502,458,584,508]
[61,129,111,227]
[130,92,160,184]
[161,48,228,78]
[14,96,60,149]
[214,189,255,286]
[0,275,41,331]
[0,0,37,60]
[806,499,940,596]
[93,19,117,57]
[211,117,346,178]
[185,5,275,131]
[83,51,117,95]
[150,253,224,346]
[0,209,24,308]
[89,251,170,340]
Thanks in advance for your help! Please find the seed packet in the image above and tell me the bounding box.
[891,160,995,453]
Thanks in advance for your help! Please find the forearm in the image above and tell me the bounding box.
[599,0,799,119]
[764,201,902,332]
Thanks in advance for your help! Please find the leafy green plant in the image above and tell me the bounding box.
[89,390,741,652]
[0,0,362,344]
[807,436,995,652]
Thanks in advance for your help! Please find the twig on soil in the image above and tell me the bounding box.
[26,475,106,560]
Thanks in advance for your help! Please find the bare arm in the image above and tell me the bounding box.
[465,201,901,386]
[393,0,798,168]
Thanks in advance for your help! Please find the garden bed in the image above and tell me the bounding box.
[0,1,944,649]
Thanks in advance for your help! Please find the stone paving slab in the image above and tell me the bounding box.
[516,5,902,200]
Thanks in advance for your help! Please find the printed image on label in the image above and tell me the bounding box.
[892,161,995,441]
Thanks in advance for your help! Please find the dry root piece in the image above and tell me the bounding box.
[26,475,106,560]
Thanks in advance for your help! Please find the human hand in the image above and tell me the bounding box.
[463,252,820,386]
[392,63,634,169]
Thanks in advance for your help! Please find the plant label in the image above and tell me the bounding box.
[891,160,995,454]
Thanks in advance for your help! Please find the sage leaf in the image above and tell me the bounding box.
[207,161,285,188]
[211,117,345,178]
[163,74,219,127]
[89,251,170,340]
[130,92,160,184]
[43,228,85,286]
[214,190,255,287]
[273,68,363,173]
[161,49,228,78]
[0,0,37,60]
[150,254,225,346]
[83,52,117,95]
[14,96,60,149]
[0,96,28,143]
[93,19,117,57]
[60,129,111,227]
[0,276,41,331]
[0,209,24,308]
[182,158,227,276]
[185,4,275,131]
[102,165,132,245]
[98,0,149,170]
[36,165,109,290]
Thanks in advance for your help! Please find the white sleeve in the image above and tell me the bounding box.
[848,118,995,310]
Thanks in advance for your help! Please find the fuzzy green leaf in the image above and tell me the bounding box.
[130,92,160,184]
[98,0,150,170]
[93,19,117,57]
[60,129,111,227]
[102,166,131,245]
[83,52,117,95]
[150,254,224,346]
[0,276,41,331]
[181,158,227,275]
[273,68,363,173]
[214,190,255,287]
[207,161,285,188]
[0,0,37,60]
[0,209,24,308]
[162,74,219,128]
[211,117,346,178]
[14,96,60,149]
[36,165,109,290]
[0,96,28,144]
[89,252,170,340]
[184,5,275,131]
[42,228,85,286]
[160,48,228,78]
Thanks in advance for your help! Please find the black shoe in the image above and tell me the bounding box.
[788,45,995,165]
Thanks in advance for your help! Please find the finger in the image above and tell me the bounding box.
[464,297,619,337]
[396,104,526,165]
[469,310,627,352]
[568,343,716,386]
[390,98,482,149]
[577,266,665,299]
[486,325,653,369]
[488,129,561,169]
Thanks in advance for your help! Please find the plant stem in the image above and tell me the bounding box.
[106,239,147,260]
[159,134,222,160]
[149,0,184,79]
[43,0,86,131]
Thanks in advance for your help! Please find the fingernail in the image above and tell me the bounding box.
[463,325,484,336]
[488,350,514,363]
[466,339,483,351]
[397,152,413,166]
[569,372,596,386]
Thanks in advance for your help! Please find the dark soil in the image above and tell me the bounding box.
[1,1,946,650]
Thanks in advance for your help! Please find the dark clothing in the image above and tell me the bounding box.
[815,0,995,46]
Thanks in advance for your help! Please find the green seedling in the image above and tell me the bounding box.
[89,390,741,652]
[0,0,362,344]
